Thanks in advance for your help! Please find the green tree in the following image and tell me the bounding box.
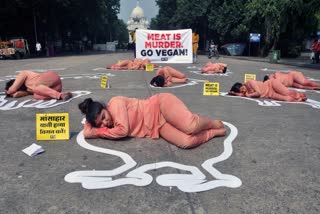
[245,0,320,56]
[152,0,177,30]
[112,19,129,45]
[153,0,320,56]
[0,0,121,52]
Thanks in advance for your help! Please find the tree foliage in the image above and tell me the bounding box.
[152,0,320,56]
[0,0,125,52]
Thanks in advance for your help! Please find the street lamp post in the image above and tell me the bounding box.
[33,10,38,43]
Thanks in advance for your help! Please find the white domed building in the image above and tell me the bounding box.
[127,1,149,42]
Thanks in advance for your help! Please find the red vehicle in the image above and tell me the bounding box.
[0,38,30,59]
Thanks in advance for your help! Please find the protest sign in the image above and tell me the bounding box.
[203,82,220,96]
[36,113,69,140]
[136,29,192,63]
[100,76,110,88]
[145,64,154,72]
[244,74,256,83]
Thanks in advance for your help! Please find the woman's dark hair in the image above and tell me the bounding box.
[150,75,165,87]
[223,67,227,73]
[263,75,269,82]
[5,79,27,91]
[230,82,243,93]
[78,98,104,127]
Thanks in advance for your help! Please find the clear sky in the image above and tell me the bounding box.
[118,0,159,22]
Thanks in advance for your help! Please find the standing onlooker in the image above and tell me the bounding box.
[311,39,319,63]
[192,30,200,63]
[36,42,42,56]
[130,28,138,58]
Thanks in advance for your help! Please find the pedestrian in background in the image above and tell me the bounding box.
[131,28,138,58]
[311,38,319,63]
[36,42,41,56]
[192,30,199,63]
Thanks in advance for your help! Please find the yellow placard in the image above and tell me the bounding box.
[100,75,108,88]
[244,74,256,83]
[203,82,220,96]
[145,64,154,72]
[36,113,70,140]
[118,60,122,64]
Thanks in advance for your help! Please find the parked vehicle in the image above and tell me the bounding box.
[208,42,219,59]
[0,38,30,59]
[220,43,247,56]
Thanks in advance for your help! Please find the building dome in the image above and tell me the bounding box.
[127,1,149,42]
[131,5,144,18]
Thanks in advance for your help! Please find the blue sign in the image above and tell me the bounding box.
[249,33,261,43]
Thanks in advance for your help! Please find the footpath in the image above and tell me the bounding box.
[224,54,320,70]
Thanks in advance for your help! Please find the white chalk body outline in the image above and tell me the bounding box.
[220,92,320,109]
[16,68,67,73]
[0,91,91,110]
[149,80,200,89]
[0,73,115,82]
[189,70,232,76]
[261,68,291,72]
[64,122,242,192]
[150,78,223,89]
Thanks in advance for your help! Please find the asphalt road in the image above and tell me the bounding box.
[0,52,319,214]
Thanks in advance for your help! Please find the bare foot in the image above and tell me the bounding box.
[61,92,73,101]
[212,120,224,129]
[213,128,226,137]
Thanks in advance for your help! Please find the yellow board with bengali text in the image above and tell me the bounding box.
[100,75,109,88]
[145,64,154,72]
[36,113,70,140]
[244,74,256,83]
[203,82,220,96]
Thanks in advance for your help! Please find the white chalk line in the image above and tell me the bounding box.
[64,122,241,192]
[220,92,320,109]
[0,91,91,110]
[261,68,291,72]
[99,67,160,72]
[0,73,115,82]
[306,77,320,82]
[16,68,66,73]
[189,70,232,76]
[149,80,199,89]
[149,76,235,89]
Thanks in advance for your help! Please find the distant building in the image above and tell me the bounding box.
[127,1,149,42]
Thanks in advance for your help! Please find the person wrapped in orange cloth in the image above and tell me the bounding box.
[263,71,320,90]
[150,66,188,87]
[79,93,226,149]
[228,79,307,102]
[5,70,72,100]
[192,31,200,63]
[107,58,156,70]
[201,62,227,74]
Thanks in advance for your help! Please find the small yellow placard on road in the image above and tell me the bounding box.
[100,75,109,88]
[145,64,154,72]
[244,74,256,83]
[118,60,123,64]
[36,113,70,140]
[203,82,220,96]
